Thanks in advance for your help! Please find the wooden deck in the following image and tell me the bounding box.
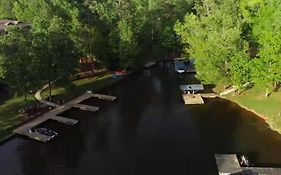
[182,94,204,104]
[215,154,281,175]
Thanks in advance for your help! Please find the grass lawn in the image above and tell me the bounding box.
[0,94,35,139]
[214,85,281,133]
[0,72,115,141]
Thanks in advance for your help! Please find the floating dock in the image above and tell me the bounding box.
[73,104,99,112]
[50,116,78,126]
[90,93,117,101]
[215,154,281,175]
[182,94,204,104]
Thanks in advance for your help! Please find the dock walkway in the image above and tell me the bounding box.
[34,82,60,108]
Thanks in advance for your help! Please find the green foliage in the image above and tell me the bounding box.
[175,0,248,84]
[251,0,281,92]
[89,0,193,67]
[118,19,139,68]
[0,0,16,18]
[0,27,39,108]
[239,0,264,23]
[230,52,252,87]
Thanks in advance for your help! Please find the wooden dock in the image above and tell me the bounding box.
[50,116,78,126]
[182,94,204,104]
[215,154,281,175]
[73,104,99,112]
[215,154,242,175]
[13,92,117,142]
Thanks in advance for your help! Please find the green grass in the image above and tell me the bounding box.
[215,85,281,133]
[0,72,116,140]
[0,94,35,135]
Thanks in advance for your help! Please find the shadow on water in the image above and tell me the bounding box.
[1,62,281,175]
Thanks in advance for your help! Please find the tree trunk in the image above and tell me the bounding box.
[274,81,278,90]
[48,80,52,102]
[265,88,269,98]
[24,93,28,110]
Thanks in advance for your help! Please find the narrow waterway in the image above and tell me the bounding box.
[1,62,281,175]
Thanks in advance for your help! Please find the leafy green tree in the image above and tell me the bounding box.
[118,19,139,68]
[14,0,80,100]
[175,0,248,85]
[0,27,39,109]
[251,0,281,96]
[229,52,252,88]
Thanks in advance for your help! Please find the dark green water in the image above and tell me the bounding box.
[1,62,281,175]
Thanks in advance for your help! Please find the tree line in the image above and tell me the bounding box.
[0,0,280,108]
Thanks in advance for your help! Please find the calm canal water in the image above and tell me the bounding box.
[1,62,281,175]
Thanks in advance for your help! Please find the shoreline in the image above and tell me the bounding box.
[217,92,281,134]
[221,96,267,121]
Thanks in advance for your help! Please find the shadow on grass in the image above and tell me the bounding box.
[48,74,115,102]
